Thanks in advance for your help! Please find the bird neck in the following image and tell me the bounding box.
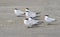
[29,18,32,21]
[45,16,48,19]
[14,10,19,11]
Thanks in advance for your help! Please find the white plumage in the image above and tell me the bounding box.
[24,18,39,28]
[14,8,25,16]
[44,15,56,24]
[25,8,37,18]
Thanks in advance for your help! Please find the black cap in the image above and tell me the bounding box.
[26,8,29,10]
[15,8,18,10]
[45,15,49,16]
[25,18,28,20]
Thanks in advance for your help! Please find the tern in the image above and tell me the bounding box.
[44,15,56,25]
[24,17,40,28]
[14,8,25,17]
[25,8,39,18]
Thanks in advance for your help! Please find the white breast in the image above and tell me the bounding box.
[45,16,55,23]
[14,10,24,15]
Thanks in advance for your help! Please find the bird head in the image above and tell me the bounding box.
[26,8,29,10]
[45,15,49,16]
[15,8,18,10]
[25,8,29,12]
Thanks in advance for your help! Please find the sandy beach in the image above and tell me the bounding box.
[0,0,60,37]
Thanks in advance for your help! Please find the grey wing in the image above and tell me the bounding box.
[47,18,55,22]
[30,20,39,24]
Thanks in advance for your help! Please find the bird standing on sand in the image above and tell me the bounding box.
[44,15,56,25]
[24,17,40,28]
[25,8,38,18]
[14,8,25,17]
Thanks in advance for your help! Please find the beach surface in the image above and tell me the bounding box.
[0,0,60,37]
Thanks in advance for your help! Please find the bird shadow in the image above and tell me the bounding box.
[32,25,40,28]
[16,15,25,17]
[47,23,58,25]
[36,12,40,14]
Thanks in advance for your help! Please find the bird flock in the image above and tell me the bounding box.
[14,8,56,28]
